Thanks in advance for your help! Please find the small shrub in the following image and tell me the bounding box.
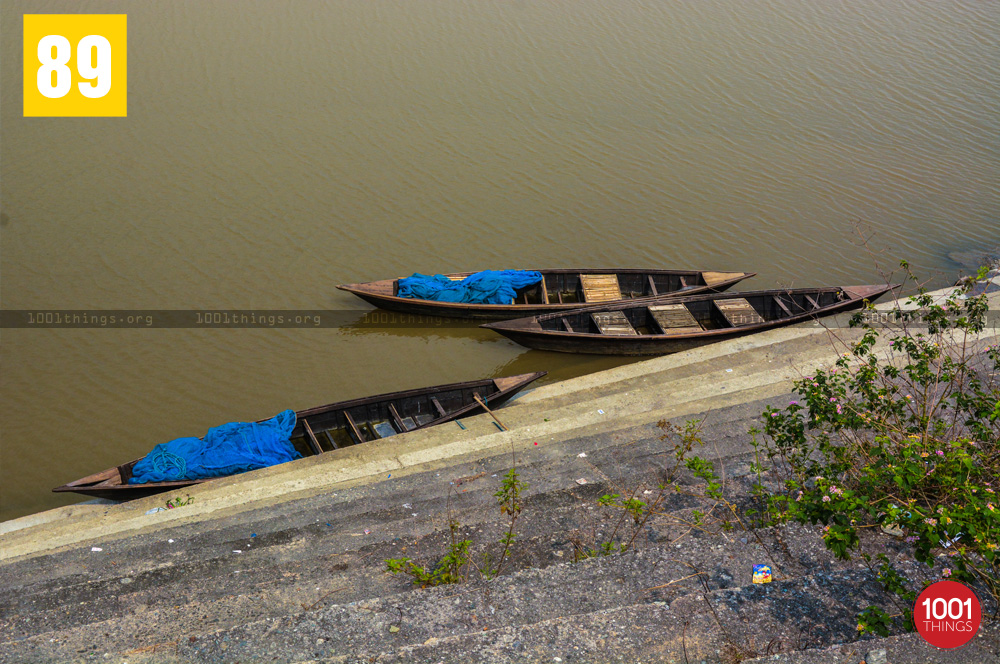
[386,518,471,587]
[386,465,527,586]
[581,419,746,559]
[480,467,528,580]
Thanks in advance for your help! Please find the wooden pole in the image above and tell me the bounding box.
[473,394,508,431]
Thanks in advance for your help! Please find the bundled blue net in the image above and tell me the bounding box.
[128,410,300,484]
[397,270,543,305]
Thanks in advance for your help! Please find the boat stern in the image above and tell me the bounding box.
[842,284,900,303]
[492,371,547,393]
[336,279,396,297]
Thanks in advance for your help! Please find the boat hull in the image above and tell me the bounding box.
[338,268,754,319]
[483,285,896,355]
[489,325,771,355]
[53,372,545,501]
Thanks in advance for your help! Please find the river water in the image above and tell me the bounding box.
[1,0,997,521]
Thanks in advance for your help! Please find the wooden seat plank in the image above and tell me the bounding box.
[715,298,765,327]
[343,411,366,444]
[540,276,550,304]
[804,293,821,310]
[580,274,623,303]
[774,296,794,316]
[647,275,658,296]
[648,303,703,334]
[561,318,575,332]
[591,310,638,336]
[302,418,323,455]
[431,397,448,418]
[388,403,411,432]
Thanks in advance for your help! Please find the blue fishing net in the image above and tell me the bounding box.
[128,410,300,484]
[396,270,543,304]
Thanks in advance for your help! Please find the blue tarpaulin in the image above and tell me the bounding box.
[397,270,543,305]
[128,410,300,484]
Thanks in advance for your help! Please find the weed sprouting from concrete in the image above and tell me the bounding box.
[385,518,472,587]
[480,466,528,580]
[165,495,194,509]
[385,463,527,587]
[573,418,763,561]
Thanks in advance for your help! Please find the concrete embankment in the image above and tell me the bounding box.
[1,281,997,663]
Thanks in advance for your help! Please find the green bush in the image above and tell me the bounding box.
[753,263,999,633]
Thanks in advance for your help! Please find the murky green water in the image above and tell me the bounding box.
[2,0,997,521]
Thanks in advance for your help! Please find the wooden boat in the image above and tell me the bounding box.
[337,268,755,319]
[53,372,546,501]
[481,285,897,355]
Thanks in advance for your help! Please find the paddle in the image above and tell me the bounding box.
[473,394,508,431]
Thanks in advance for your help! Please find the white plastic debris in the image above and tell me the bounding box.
[578,452,587,458]
[726,368,733,373]
[90,547,102,552]
[145,507,166,515]
[597,409,604,414]
[233,550,242,553]
[575,478,588,485]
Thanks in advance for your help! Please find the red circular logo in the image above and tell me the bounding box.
[914,580,982,649]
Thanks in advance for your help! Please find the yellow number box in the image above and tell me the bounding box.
[23,14,127,117]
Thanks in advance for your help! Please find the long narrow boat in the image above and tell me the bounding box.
[53,372,545,501]
[337,268,755,319]
[481,285,897,355]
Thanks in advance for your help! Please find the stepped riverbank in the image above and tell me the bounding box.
[2,279,998,664]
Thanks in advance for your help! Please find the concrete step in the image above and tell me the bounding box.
[0,449,765,647]
[0,527,910,663]
[8,396,928,664]
[742,621,1000,664]
[370,581,997,664]
[0,396,774,618]
[92,563,932,664]
[1,498,925,664]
